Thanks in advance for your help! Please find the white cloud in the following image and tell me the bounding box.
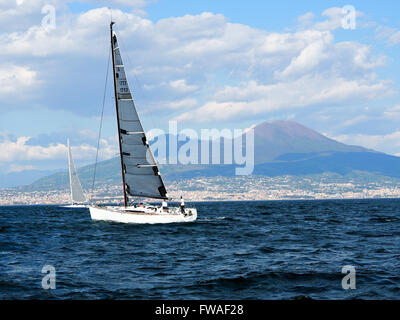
[0,0,54,31]
[0,133,117,163]
[315,7,344,31]
[334,131,400,155]
[83,0,150,9]
[340,115,370,128]
[376,26,400,46]
[298,12,315,29]
[0,9,108,57]
[0,64,39,95]
[8,164,35,173]
[383,104,400,119]
[0,136,66,162]
[176,75,391,122]
[276,35,330,79]
[0,5,395,148]
[388,32,400,45]
[169,79,198,93]
[314,7,363,31]
[0,8,386,83]
[166,98,198,110]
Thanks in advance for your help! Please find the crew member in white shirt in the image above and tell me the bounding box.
[161,200,168,212]
[180,196,185,214]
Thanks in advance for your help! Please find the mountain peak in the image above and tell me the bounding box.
[254,120,329,142]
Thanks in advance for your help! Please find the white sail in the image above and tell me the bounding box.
[67,139,86,204]
[112,31,168,200]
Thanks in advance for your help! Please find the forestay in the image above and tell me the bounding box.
[112,32,168,200]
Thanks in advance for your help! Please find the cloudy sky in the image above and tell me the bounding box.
[1,0,400,175]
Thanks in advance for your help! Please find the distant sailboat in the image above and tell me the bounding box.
[62,138,87,208]
[88,22,197,224]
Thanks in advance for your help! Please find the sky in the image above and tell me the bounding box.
[1,0,400,175]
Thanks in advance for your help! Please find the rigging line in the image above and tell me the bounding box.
[90,47,111,203]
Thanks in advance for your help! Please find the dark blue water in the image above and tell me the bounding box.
[1,199,399,299]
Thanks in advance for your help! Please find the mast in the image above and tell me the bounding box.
[67,138,73,205]
[110,21,128,207]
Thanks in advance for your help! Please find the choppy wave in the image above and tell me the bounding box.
[1,199,400,299]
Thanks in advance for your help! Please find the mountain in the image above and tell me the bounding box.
[0,169,57,188]
[21,157,120,192]
[150,120,370,164]
[253,120,370,163]
[16,120,400,191]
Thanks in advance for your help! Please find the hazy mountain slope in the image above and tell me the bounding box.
[17,120,399,191]
[21,157,121,191]
[0,169,57,188]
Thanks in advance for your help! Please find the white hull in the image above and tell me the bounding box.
[60,204,88,208]
[89,205,197,224]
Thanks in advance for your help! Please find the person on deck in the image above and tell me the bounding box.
[161,200,168,212]
[180,196,185,214]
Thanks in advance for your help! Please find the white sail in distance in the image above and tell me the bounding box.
[111,31,168,200]
[67,139,86,204]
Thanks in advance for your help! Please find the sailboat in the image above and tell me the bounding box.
[62,138,87,208]
[88,22,197,224]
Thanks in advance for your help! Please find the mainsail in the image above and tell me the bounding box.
[67,139,86,204]
[111,23,168,203]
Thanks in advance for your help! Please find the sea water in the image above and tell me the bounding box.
[0,199,399,299]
